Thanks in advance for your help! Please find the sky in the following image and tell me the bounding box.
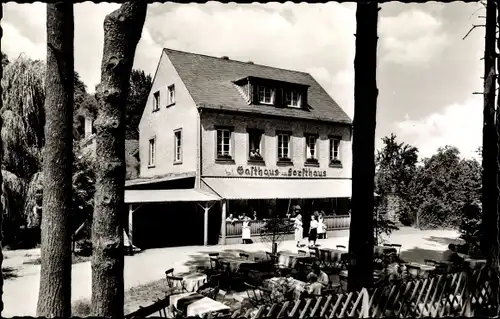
[1,2,485,160]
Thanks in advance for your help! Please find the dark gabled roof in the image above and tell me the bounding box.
[164,48,352,125]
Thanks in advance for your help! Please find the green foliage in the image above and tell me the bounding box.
[375,134,418,230]
[259,213,294,253]
[2,52,9,69]
[72,145,96,238]
[0,54,99,245]
[373,202,399,245]
[126,69,152,140]
[459,202,482,256]
[413,146,481,229]
[375,135,482,231]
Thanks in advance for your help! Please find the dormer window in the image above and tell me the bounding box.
[258,86,275,105]
[286,90,302,108]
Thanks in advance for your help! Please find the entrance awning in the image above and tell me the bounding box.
[202,178,352,200]
[125,188,220,204]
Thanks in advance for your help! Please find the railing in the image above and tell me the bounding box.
[225,215,350,238]
[124,262,496,319]
[248,263,496,318]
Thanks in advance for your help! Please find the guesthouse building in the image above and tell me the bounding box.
[125,48,353,248]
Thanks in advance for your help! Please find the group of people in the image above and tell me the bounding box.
[294,209,327,248]
[225,206,329,246]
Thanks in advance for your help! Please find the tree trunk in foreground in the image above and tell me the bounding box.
[481,0,497,261]
[36,3,74,317]
[91,3,146,317]
[348,0,379,292]
[494,2,500,314]
[0,4,4,316]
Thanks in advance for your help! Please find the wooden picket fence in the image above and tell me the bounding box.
[247,264,498,318]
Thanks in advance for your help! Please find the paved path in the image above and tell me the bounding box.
[2,227,459,317]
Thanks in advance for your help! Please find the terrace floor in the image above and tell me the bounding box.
[2,227,460,317]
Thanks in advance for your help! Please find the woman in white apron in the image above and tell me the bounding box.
[294,214,303,247]
[317,212,326,239]
[242,216,251,244]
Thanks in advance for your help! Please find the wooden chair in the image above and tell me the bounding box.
[239,252,250,260]
[308,246,319,260]
[125,297,171,318]
[245,282,273,307]
[166,274,187,293]
[219,260,245,291]
[266,251,279,263]
[209,255,221,272]
[198,274,226,301]
[391,244,402,255]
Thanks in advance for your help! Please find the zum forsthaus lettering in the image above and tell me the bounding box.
[236,165,327,177]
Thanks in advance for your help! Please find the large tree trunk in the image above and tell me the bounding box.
[0,5,4,317]
[348,1,379,292]
[36,3,74,317]
[494,2,500,314]
[91,3,146,317]
[481,0,497,260]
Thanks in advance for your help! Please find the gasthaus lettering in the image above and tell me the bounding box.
[236,166,327,177]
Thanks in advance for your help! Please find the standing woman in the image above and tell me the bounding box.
[309,214,319,247]
[242,215,251,244]
[317,211,326,239]
[294,214,303,247]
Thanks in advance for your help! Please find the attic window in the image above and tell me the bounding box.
[153,91,160,112]
[286,90,302,108]
[258,86,275,105]
[167,84,175,106]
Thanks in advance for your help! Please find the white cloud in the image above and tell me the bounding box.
[395,96,482,159]
[307,66,354,120]
[379,9,449,64]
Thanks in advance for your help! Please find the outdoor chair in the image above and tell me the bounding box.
[219,260,245,291]
[297,249,308,256]
[266,251,279,263]
[239,253,250,260]
[244,282,273,307]
[125,297,171,318]
[198,274,227,302]
[391,244,402,255]
[165,269,188,295]
[323,282,343,295]
[309,247,319,260]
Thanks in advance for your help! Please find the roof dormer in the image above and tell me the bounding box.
[233,76,309,110]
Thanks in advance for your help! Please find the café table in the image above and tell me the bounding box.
[374,245,398,256]
[319,248,347,267]
[219,257,257,272]
[405,262,436,279]
[172,272,208,292]
[170,292,230,317]
[263,277,307,301]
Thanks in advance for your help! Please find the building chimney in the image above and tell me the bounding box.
[221,56,229,60]
[247,61,254,64]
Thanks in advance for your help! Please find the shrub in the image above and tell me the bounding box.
[72,300,91,317]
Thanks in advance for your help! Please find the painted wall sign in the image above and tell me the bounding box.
[236,165,327,178]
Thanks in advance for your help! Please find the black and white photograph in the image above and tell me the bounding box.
[0,0,497,318]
